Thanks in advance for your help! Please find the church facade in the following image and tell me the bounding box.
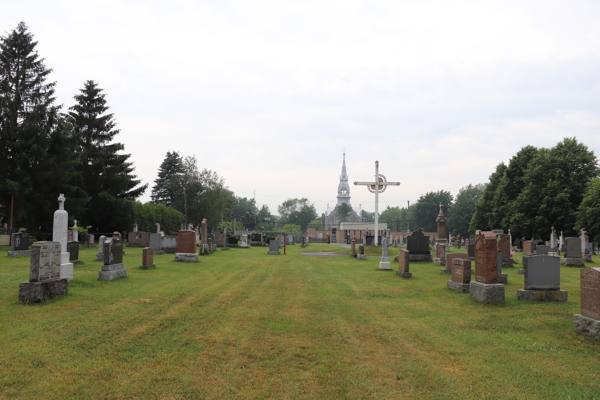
[324,153,364,230]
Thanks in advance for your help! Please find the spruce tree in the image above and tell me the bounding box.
[0,22,81,232]
[151,151,184,206]
[68,80,147,232]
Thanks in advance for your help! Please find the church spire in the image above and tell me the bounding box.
[337,152,351,205]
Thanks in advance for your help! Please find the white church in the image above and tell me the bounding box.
[323,153,364,230]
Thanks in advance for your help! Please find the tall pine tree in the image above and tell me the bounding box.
[0,22,81,233]
[151,151,184,206]
[68,80,147,233]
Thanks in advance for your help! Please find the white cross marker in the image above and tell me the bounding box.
[354,161,400,246]
[58,194,66,210]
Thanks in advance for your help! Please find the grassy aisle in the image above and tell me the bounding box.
[0,244,599,399]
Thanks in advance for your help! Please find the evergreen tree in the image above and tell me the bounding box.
[448,184,484,238]
[151,151,184,205]
[68,80,147,232]
[0,22,81,232]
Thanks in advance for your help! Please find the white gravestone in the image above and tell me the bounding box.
[52,194,73,281]
[379,236,392,270]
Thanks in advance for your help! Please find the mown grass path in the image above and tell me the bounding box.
[0,244,599,399]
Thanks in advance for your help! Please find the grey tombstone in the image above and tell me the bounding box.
[379,236,391,270]
[19,241,67,302]
[67,241,80,264]
[149,233,163,254]
[268,238,281,255]
[99,236,127,280]
[518,255,567,301]
[536,245,550,255]
[8,232,31,256]
[96,235,107,261]
[358,245,365,260]
[564,237,581,258]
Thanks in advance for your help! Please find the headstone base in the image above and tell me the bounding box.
[561,258,585,267]
[221,247,230,251]
[469,281,505,304]
[517,289,568,302]
[396,270,412,279]
[548,251,559,257]
[409,254,432,262]
[163,248,176,254]
[573,314,600,341]
[517,269,524,274]
[7,250,32,257]
[152,249,164,255]
[268,250,281,255]
[99,267,128,281]
[239,244,249,248]
[139,264,156,270]
[60,262,73,281]
[440,268,452,274]
[501,258,517,268]
[497,273,508,284]
[127,243,145,248]
[433,257,445,266]
[584,254,593,262]
[357,254,365,260]
[379,261,392,270]
[447,280,470,293]
[175,253,198,262]
[19,279,68,303]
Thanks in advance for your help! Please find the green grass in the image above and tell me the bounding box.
[0,243,599,399]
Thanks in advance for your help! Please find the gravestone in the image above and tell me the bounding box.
[86,233,95,248]
[8,232,31,256]
[562,237,584,267]
[442,253,468,275]
[52,194,73,281]
[67,241,80,264]
[536,245,550,255]
[98,235,128,280]
[517,255,567,301]
[433,243,446,266]
[358,245,365,260]
[19,241,68,302]
[523,240,533,254]
[175,230,198,262]
[379,237,391,270]
[239,234,249,248]
[470,231,504,304]
[406,228,431,261]
[496,232,516,267]
[268,238,281,255]
[96,235,107,260]
[149,233,163,254]
[161,235,177,253]
[127,231,150,247]
[351,238,356,257]
[573,268,600,341]
[201,218,208,246]
[396,248,411,278]
[250,233,263,246]
[467,243,475,260]
[448,258,471,293]
[140,247,156,269]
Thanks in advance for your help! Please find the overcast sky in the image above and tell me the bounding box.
[3,1,600,216]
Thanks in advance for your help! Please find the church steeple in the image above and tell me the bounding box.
[337,152,351,205]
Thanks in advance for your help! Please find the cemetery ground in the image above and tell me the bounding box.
[0,245,599,400]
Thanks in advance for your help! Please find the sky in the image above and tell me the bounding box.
[3,0,600,217]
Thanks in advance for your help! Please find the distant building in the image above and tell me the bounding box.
[324,153,363,230]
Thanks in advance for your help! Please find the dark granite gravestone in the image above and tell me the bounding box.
[396,248,411,278]
[467,243,475,259]
[564,237,581,258]
[104,236,124,265]
[19,241,67,302]
[536,245,550,255]
[227,236,238,245]
[523,255,560,290]
[67,241,80,263]
[12,233,29,251]
[358,245,365,260]
[407,229,429,255]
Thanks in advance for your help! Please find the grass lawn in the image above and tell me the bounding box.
[0,243,599,399]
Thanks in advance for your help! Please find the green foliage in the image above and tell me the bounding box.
[282,224,302,232]
[256,205,275,231]
[70,225,92,234]
[231,196,258,230]
[448,184,484,238]
[307,219,324,231]
[0,22,82,232]
[576,178,600,242]
[361,210,375,222]
[336,202,352,223]
[151,151,184,206]
[131,202,184,234]
[277,198,317,229]
[413,191,453,232]
[470,163,506,235]
[68,80,147,232]
[379,205,414,231]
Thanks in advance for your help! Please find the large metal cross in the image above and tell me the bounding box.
[354,161,400,246]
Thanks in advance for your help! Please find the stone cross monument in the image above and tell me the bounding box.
[52,194,73,281]
[353,161,400,246]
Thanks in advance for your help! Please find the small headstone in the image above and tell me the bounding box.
[140,247,156,269]
[98,235,128,280]
[573,267,600,341]
[175,230,198,262]
[562,237,585,267]
[536,245,550,255]
[396,248,411,278]
[523,240,533,254]
[268,238,281,255]
[351,238,356,257]
[379,237,391,270]
[87,233,95,247]
[8,232,31,256]
[358,245,365,260]
[239,234,249,248]
[407,228,431,261]
[448,258,471,293]
[467,243,475,260]
[67,241,80,264]
[19,241,68,302]
[149,233,163,254]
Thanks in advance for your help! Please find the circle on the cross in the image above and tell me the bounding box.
[368,175,387,193]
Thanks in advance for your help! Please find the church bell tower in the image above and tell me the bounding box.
[337,152,351,206]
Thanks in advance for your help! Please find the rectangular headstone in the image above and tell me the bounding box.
[564,237,581,258]
[435,243,445,258]
[452,258,471,284]
[467,243,475,258]
[128,231,150,246]
[87,234,95,246]
[523,255,560,290]
[142,247,153,267]
[496,233,510,258]
[407,229,429,255]
[29,241,61,282]
[67,241,79,262]
[161,235,177,249]
[523,240,533,253]
[581,268,600,320]
[476,231,498,284]
[11,233,29,251]
[445,253,468,268]
[149,233,161,250]
[177,230,196,253]
[398,248,409,273]
[103,236,124,265]
[536,245,550,255]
